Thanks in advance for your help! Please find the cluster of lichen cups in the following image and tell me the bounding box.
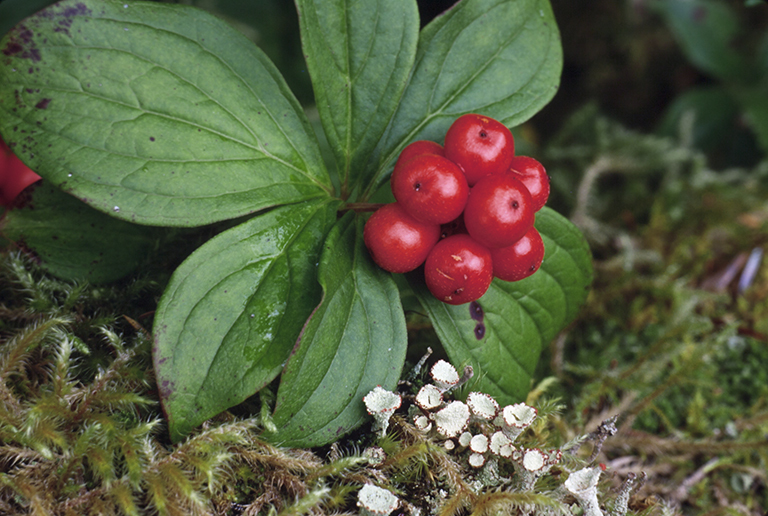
[359,359,640,516]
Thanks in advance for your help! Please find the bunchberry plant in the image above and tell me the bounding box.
[444,113,516,185]
[391,152,468,225]
[363,202,441,273]
[424,233,494,305]
[366,113,552,304]
[0,0,592,446]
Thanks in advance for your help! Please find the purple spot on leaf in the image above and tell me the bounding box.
[469,301,484,321]
[2,27,41,62]
[2,42,23,57]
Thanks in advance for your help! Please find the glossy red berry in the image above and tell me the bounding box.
[391,153,469,225]
[0,139,41,206]
[509,156,549,212]
[490,226,544,281]
[395,140,444,169]
[424,234,493,305]
[463,172,534,249]
[444,114,515,186]
[363,203,440,274]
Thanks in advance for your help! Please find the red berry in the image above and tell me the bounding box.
[363,203,440,274]
[490,227,544,282]
[0,139,41,206]
[509,156,549,212]
[391,153,469,225]
[444,114,514,186]
[463,173,534,249]
[395,140,444,169]
[424,234,493,305]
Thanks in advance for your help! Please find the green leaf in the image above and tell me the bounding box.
[654,0,753,83]
[409,207,592,405]
[360,0,562,199]
[153,199,340,442]
[295,0,419,194]
[735,85,768,154]
[0,0,332,227]
[656,86,739,151]
[271,212,407,448]
[1,181,159,283]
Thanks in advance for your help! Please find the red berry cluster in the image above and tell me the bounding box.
[363,114,549,305]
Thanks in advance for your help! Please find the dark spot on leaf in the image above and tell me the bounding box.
[469,301,483,321]
[158,379,175,399]
[149,136,155,141]
[47,2,92,36]
[2,27,41,62]
[35,98,51,109]
[474,323,485,340]
[3,42,23,57]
